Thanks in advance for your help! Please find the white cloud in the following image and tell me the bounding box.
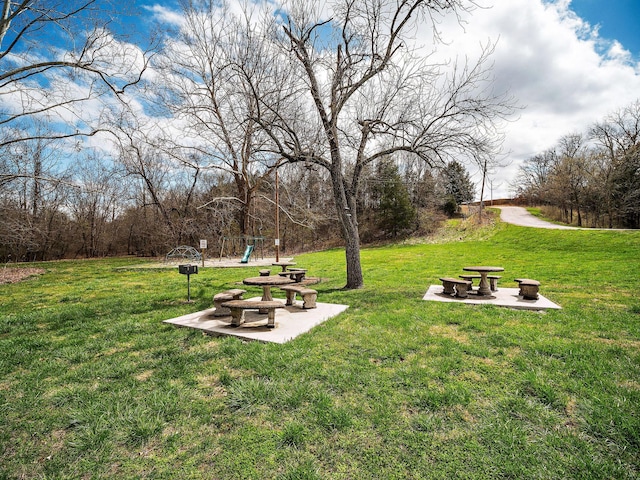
[606,40,633,65]
[144,5,186,28]
[420,0,640,198]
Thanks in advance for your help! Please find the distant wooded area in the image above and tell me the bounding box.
[0,152,474,262]
[512,100,640,229]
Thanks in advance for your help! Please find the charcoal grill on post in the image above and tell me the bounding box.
[178,264,198,302]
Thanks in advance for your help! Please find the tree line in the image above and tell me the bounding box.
[512,100,640,229]
[1,0,510,287]
[0,136,475,262]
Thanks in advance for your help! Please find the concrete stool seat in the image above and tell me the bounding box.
[514,278,541,300]
[220,300,284,328]
[213,289,246,316]
[439,277,473,298]
[286,268,307,282]
[279,285,318,309]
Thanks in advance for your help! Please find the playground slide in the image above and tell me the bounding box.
[240,244,254,263]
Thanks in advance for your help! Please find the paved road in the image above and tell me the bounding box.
[497,206,579,229]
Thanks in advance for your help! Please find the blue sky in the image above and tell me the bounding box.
[132,0,640,59]
[569,0,640,59]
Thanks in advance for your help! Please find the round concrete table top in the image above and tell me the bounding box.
[243,275,295,287]
[462,266,504,273]
[272,261,296,272]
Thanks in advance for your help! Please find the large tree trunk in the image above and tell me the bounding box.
[343,221,363,289]
[330,165,364,289]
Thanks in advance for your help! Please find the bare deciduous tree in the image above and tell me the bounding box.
[151,0,285,235]
[0,131,74,261]
[591,101,640,228]
[511,149,557,204]
[0,0,151,152]
[255,0,513,288]
[514,100,640,229]
[68,152,124,257]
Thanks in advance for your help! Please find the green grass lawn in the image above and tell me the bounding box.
[2,222,639,479]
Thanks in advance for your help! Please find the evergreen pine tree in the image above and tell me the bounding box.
[441,161,475,215]
[373,161,417,237]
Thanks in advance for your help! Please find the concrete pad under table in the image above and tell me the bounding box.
[423,286,561,310]
[164,297,349,344]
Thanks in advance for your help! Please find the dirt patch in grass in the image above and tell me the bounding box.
[428,324,470,344]
[0,267,45,284]
[135,370,154,382]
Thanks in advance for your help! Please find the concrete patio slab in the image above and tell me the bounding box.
[423,285,561,310]
[164,297,349,343]
[127,257,296,269]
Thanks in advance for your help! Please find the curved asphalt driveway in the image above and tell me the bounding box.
[497,206,579,229]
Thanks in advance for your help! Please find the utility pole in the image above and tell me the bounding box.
[479,158,487,224]
[275,167,280,262]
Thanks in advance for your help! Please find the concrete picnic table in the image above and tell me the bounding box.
[286,268,307,283]
[462,266,504,296]
[272,261,296,272]
[243,275,294,303]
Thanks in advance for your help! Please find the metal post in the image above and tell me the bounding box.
[275,167,280,262]
[179,264,197,302]
[199,239,207,268]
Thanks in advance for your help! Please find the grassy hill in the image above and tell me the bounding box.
[1,220,639,478]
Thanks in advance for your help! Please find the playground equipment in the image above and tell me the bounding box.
[219,236,265,262]
[240,245,254,263]
[165,245,202,263]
